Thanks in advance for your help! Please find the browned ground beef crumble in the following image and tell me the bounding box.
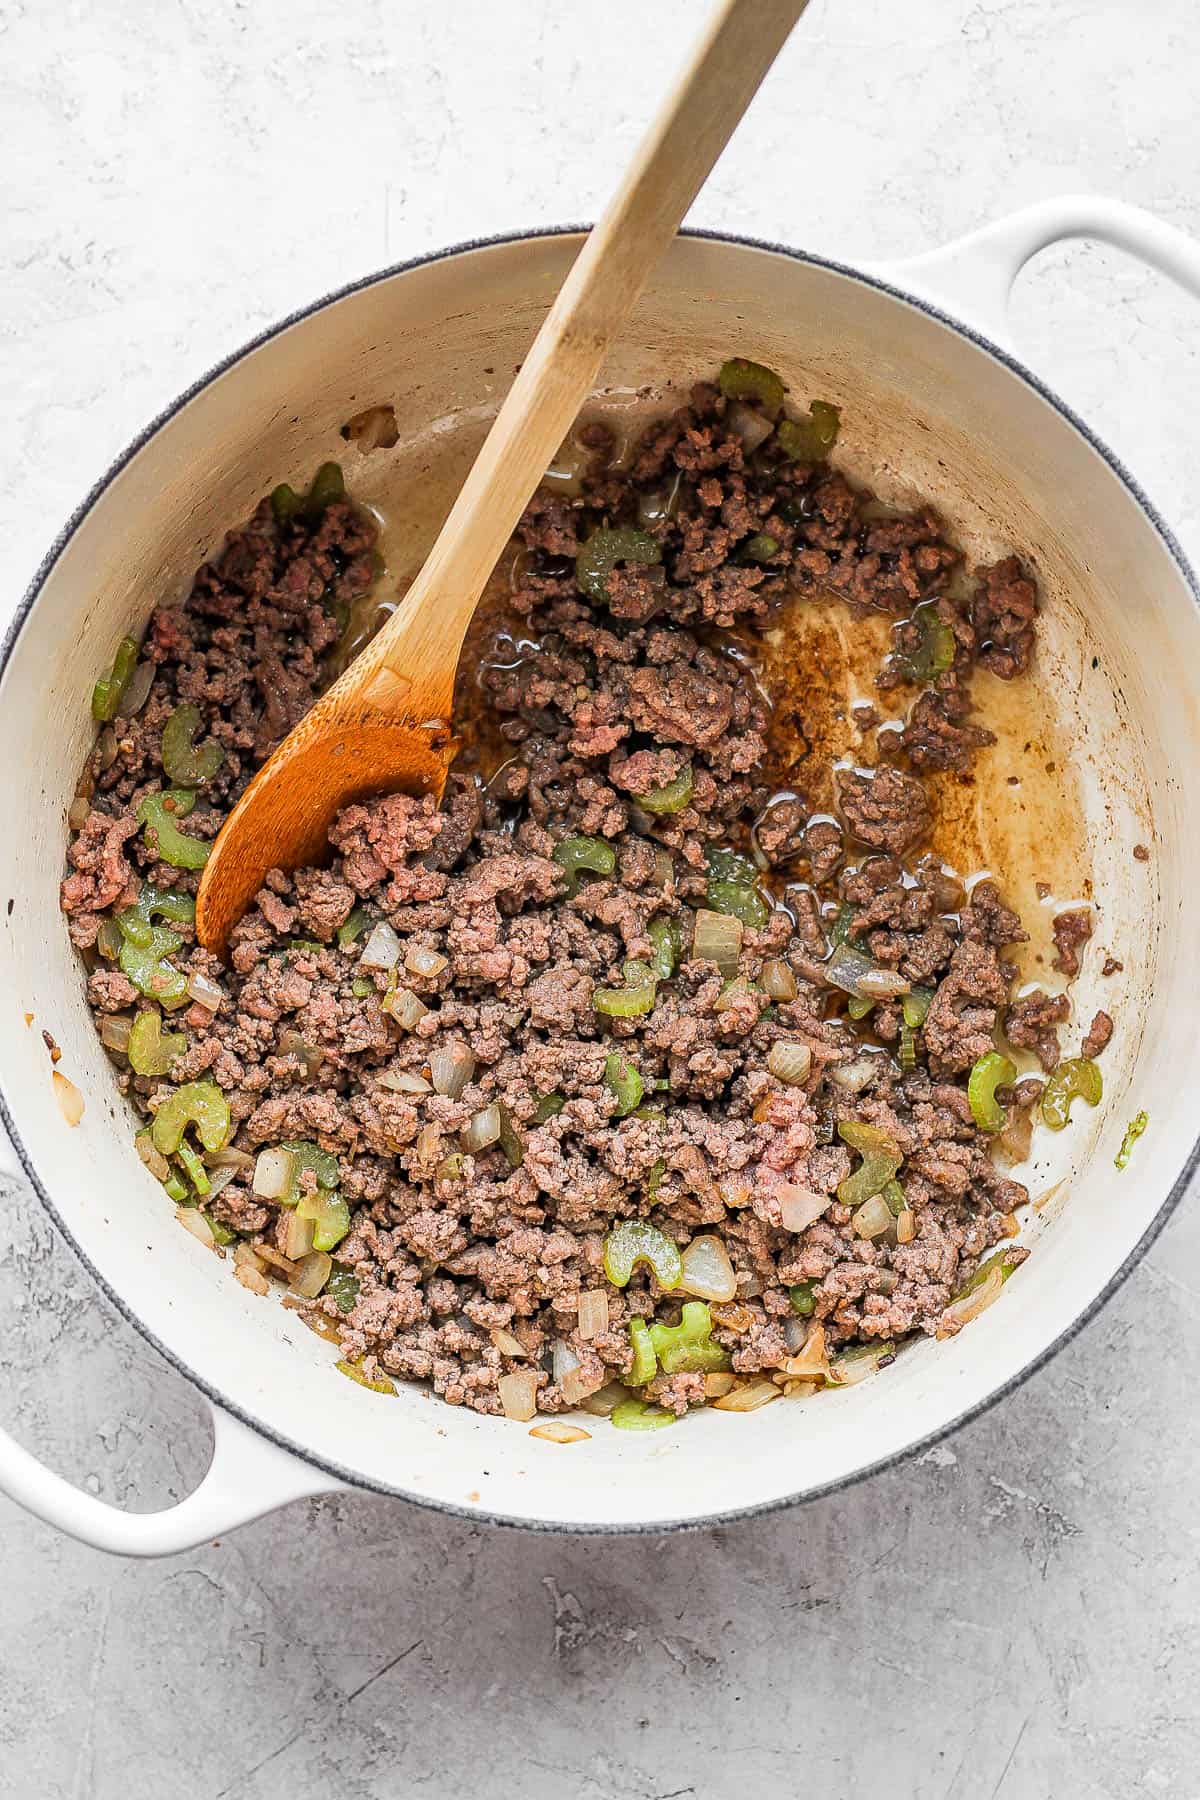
[61,376,1110,1420]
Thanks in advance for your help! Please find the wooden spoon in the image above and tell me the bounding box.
[197,0,810,950]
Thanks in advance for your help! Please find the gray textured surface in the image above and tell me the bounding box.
[4,2,1200,1795]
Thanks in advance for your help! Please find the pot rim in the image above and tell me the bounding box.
[4,222,1198,1536]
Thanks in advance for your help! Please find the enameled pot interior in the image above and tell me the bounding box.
[2,233,1197,1529]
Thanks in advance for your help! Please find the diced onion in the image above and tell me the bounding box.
[490,1328,527,1359]
[704,1371,737,1398]
[714,975,754,1014]
[679,1234,737,1302]
[780,1378,820,1399]
[498,1369,539,1422]
[693,907,743,976]
[830,1345,893,1386]
[136,1133,171,1181]
[760,958,798,1001]
[726,400,774,453]
[186,971,225,1012]
[99,1015,132,1053]
[776,1184,831,1233]
[718,1176,753,1210]
[828,1053,885,1094]
[68,797,91,831]
[712,1377,781,1412]
[551,1339,602,1405]
[234,1261,271,1296]
[767,1041,812,1086]
[780,1324,830,1381]
[896,1207,916,1244]
[255,1245,298,1276]
[384,986,427,1031]
[404,943,448,978]
[253,1146,296,1200]
[208,1146,255,1172]
[233,1240,267,1272]
[120,659,156,716]
[52,1071,84,1126]
[360,921,402,970]
[288,1250,332,1299]
[784,1316,807,1353]
[576,1290,610,1340]
[529,1421,591,1443]
[825,942,910,999]
[430,1043,476,1099]
[462,1103,501,1153]
[579,1380,627,1417]
[941,1264,1005,1330]
[852,1194,894,1239]
[378,1069,432,1094]
[278,1029,325,1077]
[280,1210,315,1261]
[342,403,399,452]
[856,967,912,999]
[205,1166,238,1201]
[175,1206,216,1247]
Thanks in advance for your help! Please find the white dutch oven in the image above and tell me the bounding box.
[3,197,1199,1555]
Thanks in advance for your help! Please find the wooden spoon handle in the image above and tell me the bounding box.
[352,0,810,703]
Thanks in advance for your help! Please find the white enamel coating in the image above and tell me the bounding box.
[3,197,1200,1553]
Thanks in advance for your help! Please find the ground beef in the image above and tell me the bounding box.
[971,557,1038,679]
[61,368,1103,1424]
[1005,990,1070,1071]
[1052,908,1093,977]
[836,765,931,856]
[1081,1009,1114,1060]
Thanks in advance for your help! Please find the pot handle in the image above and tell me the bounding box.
[0,1133,346,1556]
[877,194,1200,349]
[0,1401,345,1557]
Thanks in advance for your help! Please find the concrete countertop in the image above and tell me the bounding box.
[3,3,1199,1794]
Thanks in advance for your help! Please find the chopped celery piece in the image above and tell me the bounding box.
[717,357,785,416]
[776,400,840,462]
[127,1010,186,1077]
[303,461,345,519]
[968,1051,1017,1133]
[326,1270,360,1313]
[611,1397,674,1431]
[279,1139,340,1206]
[576,528,661,603]
[161,703,224,786]
[593,959,658,1019]
[639,765,693,815]
[552,834,616,896]
[603,1219,682,1290]
[136,788,211,870]
[627,1318,658,1386]
[789,1280,817,1318]
[116,884,196,948]
[336,906,370,947]
[336,1359,395,1395]
[706,878,770,930]
[532,1092,566,1124]
[119,925,187,1005]
[647,917,683,981]
[151,1080,231,1156]
[176,1139,210,1196]
[1115,1109,1148,1171]
[648,1300,730,1374]
[605,1050,645,1118]
[836,1120,902,1208]
[894,600,955,685]
[741,533,779,562]
[296,1188,351,1252]
[92,635,139,722]
[1041,1057,1103,1131]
